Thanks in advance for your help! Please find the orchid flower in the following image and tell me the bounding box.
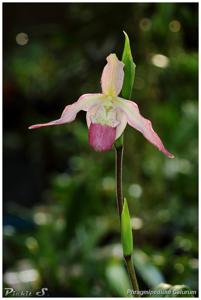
[29,54,174,158]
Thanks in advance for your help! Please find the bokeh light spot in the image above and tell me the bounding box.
[4,225,15,236]
[174,263,184,274]
[189,258,198,269]
[25,237,38,252]
[102,177,115,192]
[128,184,142,198]
[157,209,170,223]
[175,236,192,251]
[19,269,39,283]
[152,254,165,266]
[33,211,51,225]
[139,18,152,31]
[164,158,192,178]
[151,54,169,68]
[131,217,143,230]
[169,20,181,32]
[112,244,123,258]
[16,32,29,46]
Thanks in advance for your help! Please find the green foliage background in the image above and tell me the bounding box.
[3,3,198,297]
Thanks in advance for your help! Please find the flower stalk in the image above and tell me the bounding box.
[125,255,140,296]
[115,143,124,216]
[115,142,140,296]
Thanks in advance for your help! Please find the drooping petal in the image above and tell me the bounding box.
[117,98,174,158]
[101,53,124,97]
[28,94,103,129]
[88,123,116,152]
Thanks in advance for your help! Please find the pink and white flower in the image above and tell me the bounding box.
[29,53,174,158]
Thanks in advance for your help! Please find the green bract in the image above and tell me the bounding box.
[121,31,136,100]
[121,198,133,256]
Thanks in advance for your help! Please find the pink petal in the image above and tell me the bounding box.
[101,54,124,96]
[88,123,116,152]
[28,94,103,129]
[117,98,174,158]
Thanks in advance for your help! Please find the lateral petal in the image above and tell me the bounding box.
[117,98,174,158]
[28,94,103,129]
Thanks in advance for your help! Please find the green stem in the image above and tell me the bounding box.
[115,145,124,216]
[115,144,140,297]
